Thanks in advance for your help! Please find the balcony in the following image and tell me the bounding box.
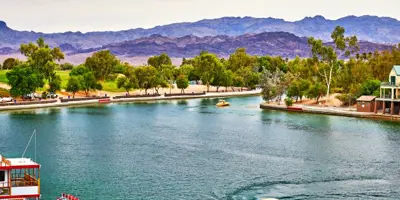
[381,82,399,87]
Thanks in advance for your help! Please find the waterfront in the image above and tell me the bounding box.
[1,96,400,199]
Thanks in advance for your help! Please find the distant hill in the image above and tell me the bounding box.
[0,15,400,51]
[69,32,393,58]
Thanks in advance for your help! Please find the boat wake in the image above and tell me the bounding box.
[210,175,391,200]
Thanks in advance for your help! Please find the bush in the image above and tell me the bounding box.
[336,93,357,106]
[41,91,48,99]
[60,63,74,71]
[106,74,118,82]
[285,98,293,106]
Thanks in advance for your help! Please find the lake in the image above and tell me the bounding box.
[1,96,400,199]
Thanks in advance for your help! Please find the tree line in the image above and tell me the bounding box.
[4,27,400,103]
[261,26,400,105]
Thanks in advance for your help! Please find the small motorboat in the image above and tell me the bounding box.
[216,100,230,107]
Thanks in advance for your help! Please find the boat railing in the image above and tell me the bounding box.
[1,156,11,167]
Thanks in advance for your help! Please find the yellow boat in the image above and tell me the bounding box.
[216,100,230,107]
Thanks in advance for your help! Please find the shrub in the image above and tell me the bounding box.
[285,98,293,106]
[106,74,118,82]
[60,63,74,71]
[41,91,48,99]
[336,93,357,106]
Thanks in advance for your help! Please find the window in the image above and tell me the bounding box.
[0,171,5,182]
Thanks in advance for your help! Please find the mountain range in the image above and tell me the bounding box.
[68,32,393,58]
[0,15,399,60]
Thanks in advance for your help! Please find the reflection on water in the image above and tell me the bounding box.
[1,96,400,199]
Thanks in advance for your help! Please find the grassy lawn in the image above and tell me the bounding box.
[56,70,70,89]
[0,70,122,92]
[0,70,9,83]
[101,81,125,92]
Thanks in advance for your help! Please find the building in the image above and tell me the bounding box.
[375,65,400,115]
[0,155,41,199]
[357,96,376,112]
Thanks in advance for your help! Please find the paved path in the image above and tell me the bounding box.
[0,90,261,111]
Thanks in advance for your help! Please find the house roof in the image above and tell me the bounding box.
[357,95,376,102]
[393,65,400,75]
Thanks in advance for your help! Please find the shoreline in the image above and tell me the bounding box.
[259,103,400,122]
[0,90,261,112]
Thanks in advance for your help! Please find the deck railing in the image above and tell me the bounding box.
[1,156,11,166]
[381,82,397,86]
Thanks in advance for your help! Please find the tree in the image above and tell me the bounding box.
[152,71,168,94]
[232,74,244,91]
[227,48,257,72]
[148,53,172,69]
[176,74,189,93]
[236,66,259,90]
[287,79,310,102]
[134,66,157,95]
[84,50,119,80]
[2,58,19,70]
[211,64,226,91]
[221,70,234,91]
[308,26,358,104]
[20,37,64,81]
[48,73,62,93]
[161,65,177,94]
[193,53,222,92]
[359,79,381,96]
[66,76,80,98]
[70,64,90,76]
[116,76,137,95]
[6,64,44,97]
[78,72,102,96]
[261,69,285,103]
[306,83,326,104]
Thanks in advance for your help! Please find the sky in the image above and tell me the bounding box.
[1,0,399,33]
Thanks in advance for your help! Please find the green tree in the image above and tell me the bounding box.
[6,64,44,97]
[193,53,222,92]
[227,48,257,72]
[78,72,102,96]
[148,53,172,70]
[66,76,80,98]
[84,50,119,80]
[221,70,234,91]
[20,37,64,81]
[70,64,90,76]
[176,74,189,93]
[306,82,327,104]
[287,79,310,102]
[134,66,157,95]
[48,73,62,93]
[308,26,359,103]
[359,79,381,96]
[211,64,226,91]
[116,76,138,95]
[2,58,19,70]
[153,71,169,94]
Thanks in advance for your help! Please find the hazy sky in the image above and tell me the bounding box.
[1,0,399,33]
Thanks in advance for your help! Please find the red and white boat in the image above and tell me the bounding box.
[0,155,41,200]
[57,193,80,200]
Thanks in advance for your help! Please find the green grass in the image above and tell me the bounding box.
[101,81,125,92]
[56,70,71,89]
[0,70,123,92]
[0,70,9,83]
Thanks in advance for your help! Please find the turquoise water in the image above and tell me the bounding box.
[1,96,400,200]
